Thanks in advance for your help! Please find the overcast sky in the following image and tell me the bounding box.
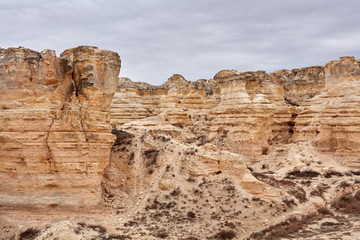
[1,0,360,85]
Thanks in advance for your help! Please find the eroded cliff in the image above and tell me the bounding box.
[1,47,360,239]
[0,46,120,209]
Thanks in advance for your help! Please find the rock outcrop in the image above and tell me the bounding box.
[109,57,360,169]
[293,56,360,168]
[0,46,120,209]
[110,74,220,126]
[1,46,360,239]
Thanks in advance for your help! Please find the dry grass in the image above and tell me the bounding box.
[331,190,360,214]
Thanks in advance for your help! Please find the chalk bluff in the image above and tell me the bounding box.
[0,46,120,209]
[0,46,359,213]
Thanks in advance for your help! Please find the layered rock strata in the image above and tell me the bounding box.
[110,56,360,169]
[293,56,360,168]
[0,46,120,209]
[1,45,359,215]
[110,74,220,126]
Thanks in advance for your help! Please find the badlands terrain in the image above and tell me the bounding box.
[0,46,359,239]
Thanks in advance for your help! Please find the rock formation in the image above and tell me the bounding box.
[0,46,120,209]
[109,57,360,170]
[1,46,360,239]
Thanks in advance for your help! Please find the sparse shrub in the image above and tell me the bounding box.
[124,220,139,227]
[331,191,360,214]
[155,229,168,239]
[340,195,351,202]
[286,170,320,178]
[310,183,330,197]
[318,206,332,215]
[196,135,210,146]
[187,211,196,219]
[300,180,312,186]
[170,187,181,197]
[86,224,107,235]
[187,177,196,182]
[143,149,159,166]
[224,221,236,229]
[287,186,307,203]
[165,165,171,172]
[252,172,295,188]
[111,128,134,146]
[339,181,350,188]
[213,229,236,239]
[19,227,40,240]
[351,170,360,176]
[283,199,296,207]
[324,171,343,178]
[249,215,316,239]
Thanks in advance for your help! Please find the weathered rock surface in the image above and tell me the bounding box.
[293,57,360,168]
[1,46,360,239]
[110,56,360,169]
[0,46,120,209]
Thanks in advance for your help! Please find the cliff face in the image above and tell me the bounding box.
[293,56,360,168]
[2,47,360,239]
[1,46,359,213]
[0,46,120,209]
[109,57,360,170]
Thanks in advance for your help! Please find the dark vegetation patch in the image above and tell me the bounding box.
[212,229,237,239]
[253,172,306,202]
[351,170,360,176]
[143,148,159,174]
[154,229,168,239]
[124,221,139,227]
[111,127,135,146]
[287,186,307,203]
[76,222,109,238]
[196,135,210,146]
[283,199,296,207]
[145,198,177,211]
[170,187,181,197]
[286,170,320,178]
[324,171,343,178]
[318,206,333,215]
[187,211,196,219]
[339,181,350,188]
[253,172,295,188]
[143,149,159,166]
[187,176,196,182]
[331,190,360,214]
[310,183,330,197]
[87,224,107,235]
[19,228,40,240]
[248,215,316,240]
[224,221,237,229]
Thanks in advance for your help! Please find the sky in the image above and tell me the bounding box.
[1,0,360,85]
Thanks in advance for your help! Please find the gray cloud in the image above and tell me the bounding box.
[1,0,360,84]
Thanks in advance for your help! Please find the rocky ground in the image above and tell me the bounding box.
[1,118,360,239]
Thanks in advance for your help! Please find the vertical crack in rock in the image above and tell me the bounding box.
[79,105,90,150]
[45,115,55,173]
